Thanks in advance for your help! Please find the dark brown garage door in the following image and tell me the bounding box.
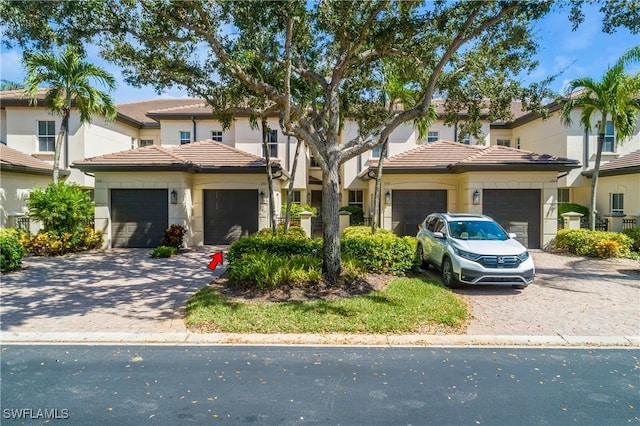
[483,189,541,249]
[204,189,258,244]
[392,190,447,236]
[111,189,168,248]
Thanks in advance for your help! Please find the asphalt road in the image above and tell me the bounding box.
[2,345,638,425]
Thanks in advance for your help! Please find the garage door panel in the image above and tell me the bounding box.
[483,189,540,249]
[204,190,258,244]
[391,190,447,237]
[111,189,168,248]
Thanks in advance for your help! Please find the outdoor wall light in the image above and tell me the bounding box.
[472,189,481,205]
[385,190,391,205]
[170,189,178,204]
[259,190,266,203]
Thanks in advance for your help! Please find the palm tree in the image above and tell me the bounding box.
[560,46,640,230]
[0,79,23,90]
[23,46,117,183]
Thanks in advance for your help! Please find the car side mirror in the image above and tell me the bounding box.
[433,231,445,239]
[508,233,517,239]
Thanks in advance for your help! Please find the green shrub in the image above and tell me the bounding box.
[150,245,178,258]
[22,228,103,256]
[161,224,187,249]
[253,225,307,239]
[227,235,322,263]
[27,182,94,234]
[554,229,632,258]
[280,203,317,219]
[339,205,364,225]
[557,202,589,219]
[342,226,394,238]
[341,232,419,275]
[622,227,640,253]
[0,229,26,273]
[227,251,323,289]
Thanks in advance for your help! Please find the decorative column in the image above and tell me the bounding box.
[299,211,313,238]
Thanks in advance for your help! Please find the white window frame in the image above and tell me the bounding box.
[37,120,56,152]
[557,188,570,204]
[610,193,624,214]
[263,129,278,158]
[139,139,154,147]
[427,131,439,143]
[179,131,191,145]
[604,121,615,152]
[211,130,223,142]
[371,141,388,158]
[461,134,470,145]
[497,139,511,147]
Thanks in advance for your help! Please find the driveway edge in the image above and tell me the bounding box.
[2,331,638,347]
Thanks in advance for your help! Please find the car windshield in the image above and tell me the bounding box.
[448,220,508,241]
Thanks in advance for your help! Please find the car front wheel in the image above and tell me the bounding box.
[442,257,461,289]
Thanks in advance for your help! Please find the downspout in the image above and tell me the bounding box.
[191,116,197,142]
[583,127,589,169]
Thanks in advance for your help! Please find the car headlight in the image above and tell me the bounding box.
[517,251,530,262]
[452,246,482,261]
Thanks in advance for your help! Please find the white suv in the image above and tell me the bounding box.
[416,213,535,289]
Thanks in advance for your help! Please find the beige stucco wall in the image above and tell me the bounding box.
[0,171,52,231]
[593,173,640,217]
[93,171,281,248]
[378,170,559,247]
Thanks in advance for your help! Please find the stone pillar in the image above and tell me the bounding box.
[299,211,313,238]
[605,213,625,232]
[561,211,583,230]
[339,210,351,236]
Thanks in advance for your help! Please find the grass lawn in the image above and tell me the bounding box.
[186,276,468,334]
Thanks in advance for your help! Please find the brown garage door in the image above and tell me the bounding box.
[111,189,168,248]
[483,189,541,249]
[204,189,258,244]
[391,190,447,236]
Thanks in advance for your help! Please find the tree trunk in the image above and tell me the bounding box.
[262,119,277,234]
[52,109,69,184]
[590,127,606,231]
[322,161,342,283]
[283,139,303,233]
[371,140,387,234]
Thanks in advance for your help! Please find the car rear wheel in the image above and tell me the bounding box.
[442,257,461,289]
[416,244,429,269]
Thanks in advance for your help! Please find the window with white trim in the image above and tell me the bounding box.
[211,131,223,142]
[497,139,511,147]
[557,188,570,204]
[610,193,624,214]
[262,130,278,158]
[604,121,615,152]
[427,131,439,143]
[371,141,388,158]
[179,131,191,145]
[461,134,470,145]
[37,120,55,152]
[139,139,154,147]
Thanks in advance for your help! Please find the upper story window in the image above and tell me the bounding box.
[262,130,278,158]
[179,131,191,145]
[461,134,470,145]
[309,152,320,168]
[427,131,439,143]
[211,131,223,142]
[610,193,624,214]
[604,121,615,152]
[139,139,154,147]
[371,141,388,158]
[497,139,511,147]
[37,120,55,152]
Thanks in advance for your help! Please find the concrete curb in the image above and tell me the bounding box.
[2,331,638,348]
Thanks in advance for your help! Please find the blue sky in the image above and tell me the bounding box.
[0,6,637,104]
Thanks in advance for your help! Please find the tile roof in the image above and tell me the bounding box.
[73,139,280,173]
[584,149,640,177]
[0,143,54,175]
[377,140,579,173]
[116,98,206,125]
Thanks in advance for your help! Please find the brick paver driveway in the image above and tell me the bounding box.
[437,251,640,336]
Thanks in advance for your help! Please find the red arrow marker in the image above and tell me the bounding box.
[208,251,223,270]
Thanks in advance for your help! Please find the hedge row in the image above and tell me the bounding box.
[554,229,633,258]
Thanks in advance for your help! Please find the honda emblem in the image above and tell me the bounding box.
[497,257,505,264]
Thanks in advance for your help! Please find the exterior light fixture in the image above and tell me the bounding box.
[259,190,266,203]
[170,189,178,204]
[473,189,481,205]
[385,190,391,205]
